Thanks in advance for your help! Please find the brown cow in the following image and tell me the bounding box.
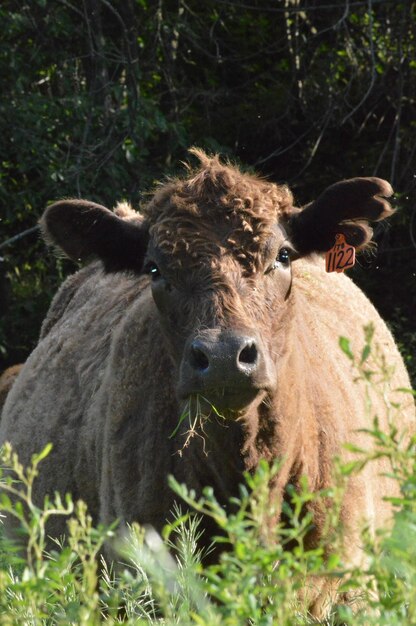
[0,150,414,617]
[0,364,23,414]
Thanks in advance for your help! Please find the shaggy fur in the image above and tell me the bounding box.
[0,151,414,618]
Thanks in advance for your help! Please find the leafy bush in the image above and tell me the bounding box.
[0,406,416,625]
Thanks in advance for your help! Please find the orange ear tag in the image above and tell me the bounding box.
[325,234,356,273]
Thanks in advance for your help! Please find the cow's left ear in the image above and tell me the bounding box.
[285,178,394,256]
[40,199,149,273]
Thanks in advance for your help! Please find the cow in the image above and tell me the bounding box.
[0,364,23,414]
[0,149,414,617]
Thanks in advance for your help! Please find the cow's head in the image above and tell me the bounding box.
[41,149,393,415]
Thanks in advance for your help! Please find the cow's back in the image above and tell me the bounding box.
[293,256,412,409]
[287,257,414,533]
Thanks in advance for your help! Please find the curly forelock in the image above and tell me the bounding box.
[142,149,293,273]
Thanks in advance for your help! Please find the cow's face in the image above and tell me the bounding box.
[136,157,300,413]
[144,218,294,412]
[42,151,393,415]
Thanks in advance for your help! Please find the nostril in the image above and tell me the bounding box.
[238,341,258,365]
[190,345,210,371]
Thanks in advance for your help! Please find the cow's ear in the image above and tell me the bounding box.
[40,200,149,273]
[286,178,394,256]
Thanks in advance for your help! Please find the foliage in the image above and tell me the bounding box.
[0,423,416,624]
[0,0,415,381]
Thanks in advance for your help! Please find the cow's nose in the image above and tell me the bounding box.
[178,328,274,410]
[190,335,259,375]
[183,330,263,392]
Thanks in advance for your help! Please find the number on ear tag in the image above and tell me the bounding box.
[325,234,356,273]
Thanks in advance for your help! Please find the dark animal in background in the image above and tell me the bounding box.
[0,364,23,414]
[1,150,414,617]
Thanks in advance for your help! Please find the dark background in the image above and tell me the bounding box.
[0,0,415,383]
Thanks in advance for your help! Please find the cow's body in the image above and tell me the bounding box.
[0,151,414,616]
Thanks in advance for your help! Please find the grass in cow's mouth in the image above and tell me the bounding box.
[170,394,227,455]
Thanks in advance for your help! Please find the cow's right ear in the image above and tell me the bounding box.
[40,200,149,273]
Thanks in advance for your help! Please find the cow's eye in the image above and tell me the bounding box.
[277,247,291,265]
[144,261,161,280]
[266,247,291,273]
